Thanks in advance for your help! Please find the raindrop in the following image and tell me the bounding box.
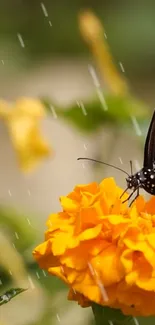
[82,163,85,169]
[40,2,48,17]
[9,270,12,276]
[8,189,12,197]
[15,232,19,240]
[133,318,140,325]
[88,64,108,111]
[88,262,109,302]
[88,64,100,88]
[84,143,87,150]
[96,88,108,111]
[108,321,114,325]
[118,157,123,164]
[17,33,25,48]
[56,314,61,323]
[26,218,31,226]
[49,20,52,27]
[77,101,87,116]
[50,105,57,119]
[2,294,9,302]
[60,266,64,274]
[104,32,107,39]
[27,189,31,196]
[130,116,142,136]
[119,62,125,73]
[12,243,16,249]
[0,279,2,285]
[28,276,35,289]
[1,60,4,65]
[36,272,40,279]
[42,270,47,277]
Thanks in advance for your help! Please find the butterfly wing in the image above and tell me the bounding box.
[143,110,155,168]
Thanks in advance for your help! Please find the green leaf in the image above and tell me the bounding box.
[0,287,27,306]
[92,303,136,325]
[0,206,37,252]
[41,94,149,133]
[28,261,67,295]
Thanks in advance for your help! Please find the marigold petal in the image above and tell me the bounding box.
[79,224,102,241]
[33,241,59,269]
[91,245,124,286]
[145,196,155,214]
[60,196,79,212]
[52,233,77,255]
[48,266,68,283]
[33,176,155,317]
[121,249,134,273]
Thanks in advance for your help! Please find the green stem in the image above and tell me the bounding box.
[92,303,136,325]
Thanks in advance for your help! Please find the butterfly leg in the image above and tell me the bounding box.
[122,186,139,204]
[129,187,140,207]
[120,187,129,199]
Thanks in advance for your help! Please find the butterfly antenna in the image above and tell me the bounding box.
[77,157,130,176]
[130,160,133,176]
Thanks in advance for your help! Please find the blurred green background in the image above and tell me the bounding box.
[0,1,155,325]
[1,1,155,93]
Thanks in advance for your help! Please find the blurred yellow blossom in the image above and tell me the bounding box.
[79,10,128,96]
[0,97,51,172]
[33,177,155,317]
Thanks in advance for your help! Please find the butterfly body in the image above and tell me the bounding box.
[77,110,155,204]
[124,110,155,202]
[126,167,155,195]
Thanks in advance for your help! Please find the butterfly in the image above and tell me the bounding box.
[78,110,155,205]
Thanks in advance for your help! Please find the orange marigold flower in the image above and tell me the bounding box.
[33,177,155,316]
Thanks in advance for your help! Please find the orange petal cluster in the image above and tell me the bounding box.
[33,178,155,316]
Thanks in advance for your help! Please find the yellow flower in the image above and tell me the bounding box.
[78,10,128,96]
[33,177,155,316]
[0,98,51,172]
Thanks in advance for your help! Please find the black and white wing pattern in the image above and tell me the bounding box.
[143,110,155,168]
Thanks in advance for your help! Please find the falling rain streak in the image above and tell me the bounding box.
[26,218,31,226]
[50,105,57,119]
[77,101,87,116]
[17,33,25,48]
[28,276,35,289]
[96,88,108,111]
[104,32,107,39]
[88,262,109,302]
[42,270,47,277]
[130,116,142,136]
[133,317,140,325]
[27,189,31,196]
[118,157,123,164]
[40,2,48,17]
[15,232,19,240]
[88,64,108,111]
[119,61,125,73]
[56,314,61,322]
[8,190,12,196]
[36,272,40,279]
[88,64,100,88]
